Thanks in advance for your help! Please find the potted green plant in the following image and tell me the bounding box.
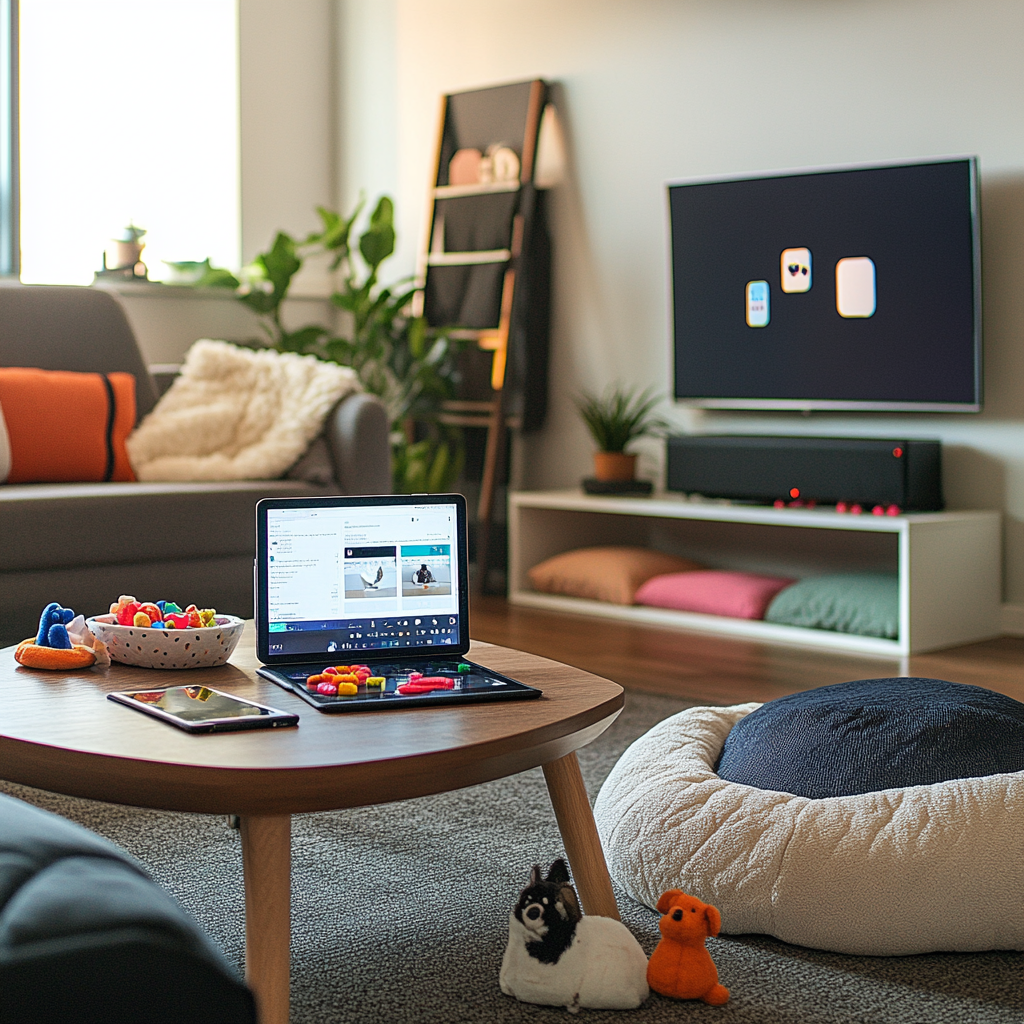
[576,385,667,482]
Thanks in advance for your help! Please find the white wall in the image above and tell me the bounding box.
[336,0,1024,608]
[336,0,397,219]
[239,0,338,297]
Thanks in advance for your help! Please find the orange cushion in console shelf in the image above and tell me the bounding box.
[528,546,705,606]
[0,368,136,483]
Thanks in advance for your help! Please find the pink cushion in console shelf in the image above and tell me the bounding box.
[635,570,796,620]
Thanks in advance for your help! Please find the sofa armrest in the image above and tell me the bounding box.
[148,363,182,398]
[324,392,392,495]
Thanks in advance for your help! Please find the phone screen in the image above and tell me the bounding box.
[118,685,284,724]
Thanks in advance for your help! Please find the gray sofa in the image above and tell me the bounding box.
[0,283,391,646]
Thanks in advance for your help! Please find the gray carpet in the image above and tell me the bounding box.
[3,690,1023,1023]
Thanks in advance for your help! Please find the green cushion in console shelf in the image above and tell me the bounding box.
[765,573,899,639]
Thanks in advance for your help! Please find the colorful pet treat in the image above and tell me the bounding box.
[117,601,142,626]
[110,594,136,618]
[108,596,217,631]
[397,676,456,695]
[366,676,386,688]
[307,671,362,693]
[458,663,471,673]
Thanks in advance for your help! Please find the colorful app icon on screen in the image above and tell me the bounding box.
[745,280,770,327]
[781,247,812,293]
[836,256,876,317]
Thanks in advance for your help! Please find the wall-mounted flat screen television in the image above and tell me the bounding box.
[668,157,981,412]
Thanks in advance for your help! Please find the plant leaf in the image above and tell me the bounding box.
[359,196,396,271]
[197,266,240,289]
[259,232,301,300]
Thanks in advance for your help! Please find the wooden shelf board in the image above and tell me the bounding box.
[434,182,520,199]
[510,489,998,534]
[427,249,512,267]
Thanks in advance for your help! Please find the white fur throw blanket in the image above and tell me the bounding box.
[127,340,359,481]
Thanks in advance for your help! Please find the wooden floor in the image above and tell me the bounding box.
[471,596,1024,705]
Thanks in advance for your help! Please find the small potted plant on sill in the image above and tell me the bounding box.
[576,385,667,484]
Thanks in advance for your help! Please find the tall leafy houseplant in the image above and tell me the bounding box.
[576,385,667,482]
[198,198,462,493]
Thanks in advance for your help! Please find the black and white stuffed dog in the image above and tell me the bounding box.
[499,859,649,1012]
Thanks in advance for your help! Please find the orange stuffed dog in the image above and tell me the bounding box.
[646,890,729,1005]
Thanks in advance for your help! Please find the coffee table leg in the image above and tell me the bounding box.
[542,752,620,920]
[240,814,291,1024]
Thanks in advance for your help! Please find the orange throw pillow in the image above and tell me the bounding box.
[0,368,136,483]
[528,546,705,606]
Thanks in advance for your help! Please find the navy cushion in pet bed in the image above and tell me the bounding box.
[715,677,1024,798]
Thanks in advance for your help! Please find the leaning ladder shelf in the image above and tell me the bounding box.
[508,490,1001,657]
[414,80,552,591]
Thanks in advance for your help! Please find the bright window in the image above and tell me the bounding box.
[19,0,238,284]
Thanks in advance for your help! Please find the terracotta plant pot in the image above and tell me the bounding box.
[593,451,637,482]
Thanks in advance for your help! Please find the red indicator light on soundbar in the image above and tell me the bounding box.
[789,487,800,498]
[893,447,903,458]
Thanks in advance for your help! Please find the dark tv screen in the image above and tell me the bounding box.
[669,158,981,411]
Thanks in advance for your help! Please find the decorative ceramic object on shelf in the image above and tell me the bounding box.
[96,222,149,282]
[86,614,245,670]
[576,385,667,483]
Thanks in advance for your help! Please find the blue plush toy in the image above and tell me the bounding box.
[16,601,102,670]
[36,602,74,649]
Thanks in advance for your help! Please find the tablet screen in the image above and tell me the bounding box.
[258,495,469,663]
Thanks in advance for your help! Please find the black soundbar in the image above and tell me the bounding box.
[666,435,943,511]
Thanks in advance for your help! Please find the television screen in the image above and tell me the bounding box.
[668,158,981,412]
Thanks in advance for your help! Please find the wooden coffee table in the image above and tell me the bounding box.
[0,625,624,1024]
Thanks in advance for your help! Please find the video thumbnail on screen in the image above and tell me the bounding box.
[344,545,398,600]
[401,544,452,598]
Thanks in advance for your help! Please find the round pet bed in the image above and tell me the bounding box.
[593,687,1024,956]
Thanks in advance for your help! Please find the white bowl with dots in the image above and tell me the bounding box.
[86,614,246,670]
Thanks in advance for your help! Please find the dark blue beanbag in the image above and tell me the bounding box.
[715,677,1024,798]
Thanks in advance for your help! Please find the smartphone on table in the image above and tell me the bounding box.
[107,685,299,733]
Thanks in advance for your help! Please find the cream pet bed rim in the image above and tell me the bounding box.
[593,702,1024,956]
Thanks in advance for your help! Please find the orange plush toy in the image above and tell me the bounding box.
[647,890,729,1005]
